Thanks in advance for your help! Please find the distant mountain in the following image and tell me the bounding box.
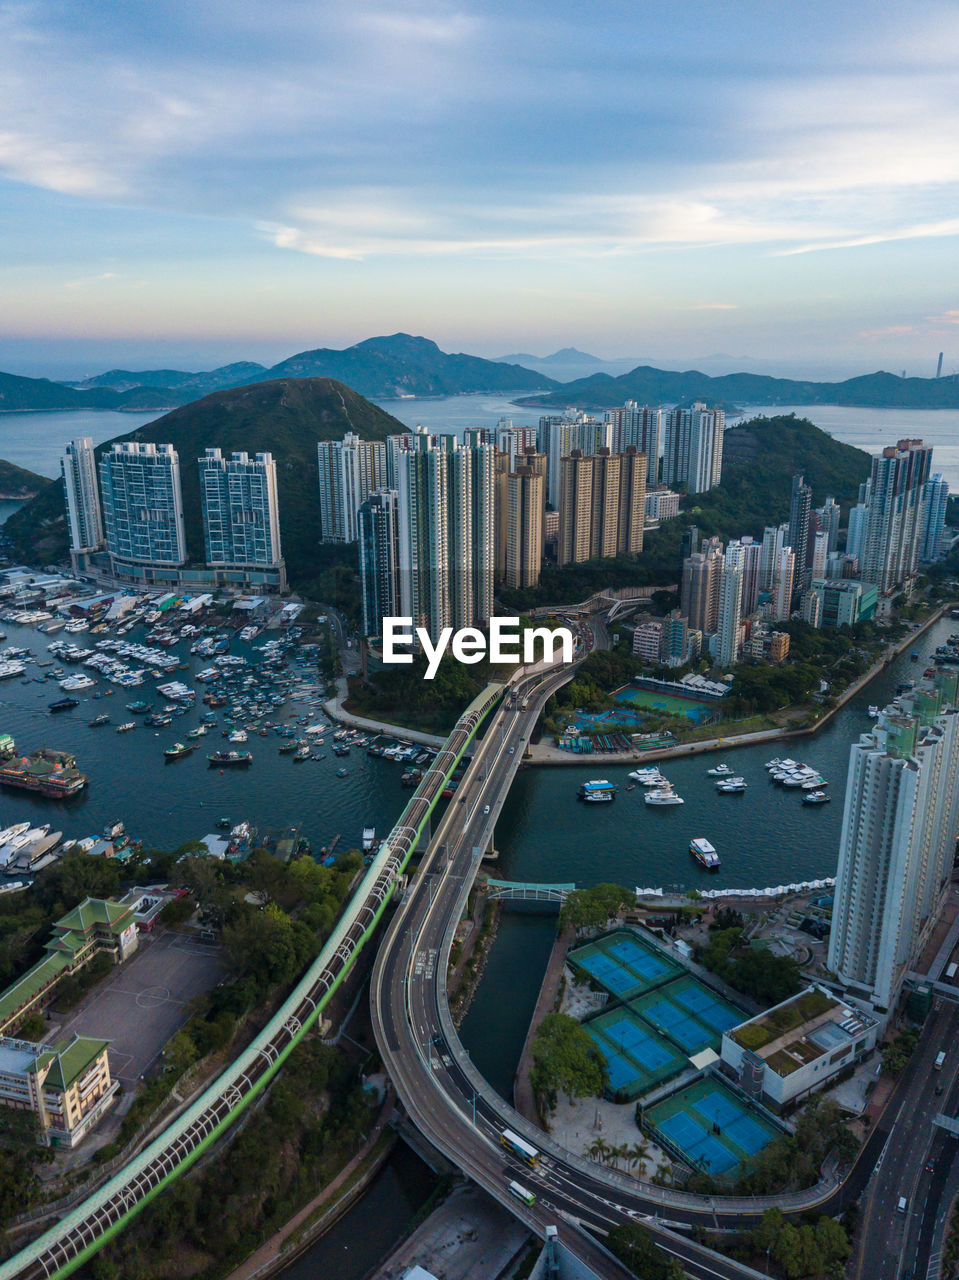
[494,347,646,382]
[70,362,267,394]
[514,364,959,410]
[3,378,407,579]
[0,334,558,416]
[256,333,558,397]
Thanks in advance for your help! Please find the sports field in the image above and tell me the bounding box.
[630,974,744,1055]
[569,930,685,1000]
[613,686,716,724]
[586,1007,688,1098]
[645,1077,785,1175]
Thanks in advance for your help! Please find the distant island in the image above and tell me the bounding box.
[515,363,959,411]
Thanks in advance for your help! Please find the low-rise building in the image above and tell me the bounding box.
[0,1033,117,1147]
[721,985,878,1111]
[644,486,681,523]
[631,619,663,662]
[0,898,137,1036]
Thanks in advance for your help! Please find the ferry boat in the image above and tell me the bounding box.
[49,696,80,712]
[582,789,614,803]
[690,837,721,869]
[803,790,830,805]
[707,763,732,777]
[578,779,616,799]
[164,742,194,760]
[208,750,252,767]
[644,786,684,806]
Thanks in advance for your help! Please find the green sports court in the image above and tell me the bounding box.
[644,1076,786,1175]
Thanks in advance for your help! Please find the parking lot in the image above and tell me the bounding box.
[51,931,227,1089]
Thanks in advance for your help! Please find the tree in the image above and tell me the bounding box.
[530,1012,609,1110]
[560,884,632,934]
[605,1221,686,1280]
[17,1011,46,1041]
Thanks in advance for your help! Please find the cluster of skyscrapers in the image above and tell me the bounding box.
[665,440,949,669]
[320,401,722,645]
[61,438,285,590]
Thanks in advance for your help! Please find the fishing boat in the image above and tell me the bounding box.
[690,837,721,869]
[88,714,111,727]
[49,696,80,712]
[116,721,136,732]
[336,767,348,777]
[293,745,310,760]
[186,725,207,738]
[207,750,252,767]
[164,742,194,760]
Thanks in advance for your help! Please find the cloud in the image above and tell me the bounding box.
[776,219,959,257]
[64,272,120,289]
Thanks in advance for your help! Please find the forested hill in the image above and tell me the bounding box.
[3,378,407,577]
[514,364,959,410]
[0,459,52,498]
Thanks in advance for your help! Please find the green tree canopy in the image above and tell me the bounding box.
[530,1012,609,1111]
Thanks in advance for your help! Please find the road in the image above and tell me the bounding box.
[371,660,777,1280]
[855,1002,959,1280]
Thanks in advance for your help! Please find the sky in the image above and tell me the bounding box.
[2,0,959,380]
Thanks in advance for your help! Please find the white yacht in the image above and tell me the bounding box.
[867,705,880,718]
[628,767,668,787]
[707,763,732,777]
[717,779,747,793]
[645,786,684,806]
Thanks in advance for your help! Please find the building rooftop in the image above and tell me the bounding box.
[31,1035,110,1092]
[727,986,875,1078]
[0,952,72,1027]
[52,897,133,937]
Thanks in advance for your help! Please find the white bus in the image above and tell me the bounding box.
[946,962,957,980]
[508,1180,536,1206]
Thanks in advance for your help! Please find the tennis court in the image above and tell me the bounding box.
[569,930,685,1001]
[645,1077,785,1176]
[586,1007,688,1099]
[668,979,744,1036]
[630,989,717,1054]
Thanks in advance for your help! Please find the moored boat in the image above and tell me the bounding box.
[208,750,252,767]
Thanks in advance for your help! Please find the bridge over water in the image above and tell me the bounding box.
[485,878,576,905]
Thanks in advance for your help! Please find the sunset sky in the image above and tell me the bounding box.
[2,0,958,379]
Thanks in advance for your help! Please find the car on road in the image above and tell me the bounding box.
[508,746,514,754]
[483,804,490,814]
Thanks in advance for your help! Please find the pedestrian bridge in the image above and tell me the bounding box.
[486,879,576,903]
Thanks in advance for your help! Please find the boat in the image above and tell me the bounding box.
[645,786,684,806]
[186,725,207,738]
[88,714,111,727]
[228,729,248,743]
[216,816,232,829]
[0,748,87,798]
[293,745,310,760]
[690,837,721,869]
[336,767,348,777]
[583,790,614,803]
[126,700,151,713]
[207,750,252,767]
[578,779,617,799]
[911,651,920,660]
[707,763,732,777]
[716,779,747,793]
[49,697,80,712]
[628,767,667,785]
[867,705,879,718]
[803,791,831,804]
[116,722,136,732]
[362,827,375,851]
[164,742,194,760]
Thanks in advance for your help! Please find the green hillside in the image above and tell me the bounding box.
[4,378,407,583]
[515,363,959,410]
[0,459,52,499]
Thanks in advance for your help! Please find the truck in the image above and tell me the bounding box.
[935,1050,946,1070]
